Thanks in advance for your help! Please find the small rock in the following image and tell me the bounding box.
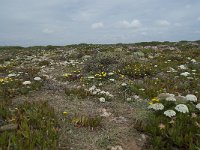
[112,116,127,124]
[100,108,111,117]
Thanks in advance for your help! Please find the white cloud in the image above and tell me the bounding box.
[197,17,200,21]
[156,20,171,27]
[42,28,54,34]
[119,19,142,29]
[91,22,104,29]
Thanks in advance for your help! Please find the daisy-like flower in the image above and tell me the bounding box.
[175,104,189,113]
[63,111,68,116]
[166,96,176,102]
[8,73,17,77]
[108,72,114,76]
[89,85,96,91]
[178,65,187,70]
[121,83,127,86]
[185,94,197,102]
[22,81,31,85]
[196,103,200,111]
[180,72,190,77]
[34,77,42,81]
[164,110,176,117]
[148,103,164,111]
[87,76,95,79]
[99,97,106,103]
[109,79,115,82]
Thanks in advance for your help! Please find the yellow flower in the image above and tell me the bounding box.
[63,111,68,116]
[149,102,153,105]
[152,97,159,102]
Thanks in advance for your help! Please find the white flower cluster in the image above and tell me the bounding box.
[178,65,187,70]
[88,85,114,98]
[148,103,164,111]
[185,94,197,102]
[164,110,176,117]
[196,103,200,111]
[166,96,176,102]
[180,72,190,77]
[175,104,189,113]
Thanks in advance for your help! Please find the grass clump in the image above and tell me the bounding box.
[71,114,102,128]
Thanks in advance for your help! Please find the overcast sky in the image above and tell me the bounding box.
[0,0,200,46]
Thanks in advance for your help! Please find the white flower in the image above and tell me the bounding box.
[126,98,132,101]
[87,76,95,79]
[185,94,197,102]
[191,59,196,63]
[92,91,98,95]
[105,91,110,95]
[109,79,115,82]
[108,72,114,76]
[34,77,42,81]
[196,103,200,110]
[99,97,106,103]
[168,67,177,73]
[178,65,187,70]
[139,88,145,91]
[100,91,106,94]
[164,110,176,117]
[180,72,190,77]
[8,73,17,77]
[22,81,31,85]
[166,96,176,102]
[108,94,114,98]
[148,103,164,111]
[89,85,96,91]
[121,83,127,86]
[175,104,189,113]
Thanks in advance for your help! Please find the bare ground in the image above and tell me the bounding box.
[10,64,148,150]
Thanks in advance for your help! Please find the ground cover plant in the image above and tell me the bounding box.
[0,41,199,149]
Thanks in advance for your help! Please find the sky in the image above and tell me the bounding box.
[0,0,200,46]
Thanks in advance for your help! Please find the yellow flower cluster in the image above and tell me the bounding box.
[0,77,13,83]
[73,70,80,73]
[63,70,80,77]
[149,97,160,105]
[63,73,72,77]
[95,71,107,78]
